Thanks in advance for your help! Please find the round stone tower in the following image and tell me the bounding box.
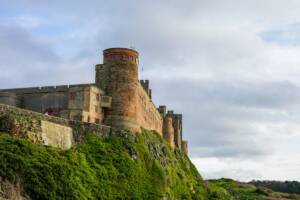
[163,116,175,148]
[95,48,140,132]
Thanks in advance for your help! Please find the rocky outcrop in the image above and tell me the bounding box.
[0,178,29,200]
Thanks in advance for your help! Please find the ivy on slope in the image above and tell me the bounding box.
[0,130,208,200]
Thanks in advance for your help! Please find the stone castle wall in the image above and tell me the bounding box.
[0,84,106,124]
[40,120,73,150]
[0,103,111,149]
[0,84,93,93]
[136,83,163,135]
[0,47,188,153]
[0,84,91,113]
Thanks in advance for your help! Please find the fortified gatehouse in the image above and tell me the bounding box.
[0,48,188,153]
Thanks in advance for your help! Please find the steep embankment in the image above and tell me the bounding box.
[0,130,208,200]
[1,130,300,200]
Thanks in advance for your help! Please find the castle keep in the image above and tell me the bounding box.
[0,48,188,152]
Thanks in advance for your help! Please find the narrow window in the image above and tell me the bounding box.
[95,93,100,101]
[69,92,76,100]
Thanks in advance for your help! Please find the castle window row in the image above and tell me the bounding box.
[107,54,138,64]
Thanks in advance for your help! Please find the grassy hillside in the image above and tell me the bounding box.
[0,130,207,200]
[251,180,300,195]
[1,128,300,200]
[207,178,300,200]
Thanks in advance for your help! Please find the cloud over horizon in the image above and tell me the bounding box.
[1,0,300,181]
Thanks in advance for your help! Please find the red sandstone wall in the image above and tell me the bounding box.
[136,83,163,135]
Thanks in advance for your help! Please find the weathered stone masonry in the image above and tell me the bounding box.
[0,47,188,153]
[0,103,111,150]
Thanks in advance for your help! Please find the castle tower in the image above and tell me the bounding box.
[95,48,140,132]
[163,115,175,148]
[181,140,188,155]
[173,114,183,148]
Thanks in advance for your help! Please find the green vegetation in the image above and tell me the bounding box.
[0,130,207,200]
[2,126,300,200]
[207,178,300,200]
[207,178,265,200]
[251,180,300,195]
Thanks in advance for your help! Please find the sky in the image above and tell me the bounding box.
[1,0,300,182]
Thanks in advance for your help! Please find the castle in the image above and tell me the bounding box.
[0,48,188,153]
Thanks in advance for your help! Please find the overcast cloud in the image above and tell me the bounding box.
[1,0,300,181]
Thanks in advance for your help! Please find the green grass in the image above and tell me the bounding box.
[207,178,300,200]
[207,178,265,200]
[0,130,208,200]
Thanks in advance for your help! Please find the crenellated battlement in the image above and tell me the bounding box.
[0,84,95,94]
[103,48,139,64]
[140,80,152,99]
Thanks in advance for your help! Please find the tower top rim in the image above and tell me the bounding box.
[103,48,139,56]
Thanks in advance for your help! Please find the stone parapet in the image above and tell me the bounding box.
[103,48,138,64]
[0,84,95,94]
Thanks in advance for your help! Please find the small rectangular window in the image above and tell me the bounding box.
[122,55,127,60]
[69,92,76,100]
[102,96,110,103]
[94,93,100,101]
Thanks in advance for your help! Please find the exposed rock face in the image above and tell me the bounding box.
[0,178,29,200]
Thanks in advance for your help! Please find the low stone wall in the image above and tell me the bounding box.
[40,121,73,150]
[0,103,111,149]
